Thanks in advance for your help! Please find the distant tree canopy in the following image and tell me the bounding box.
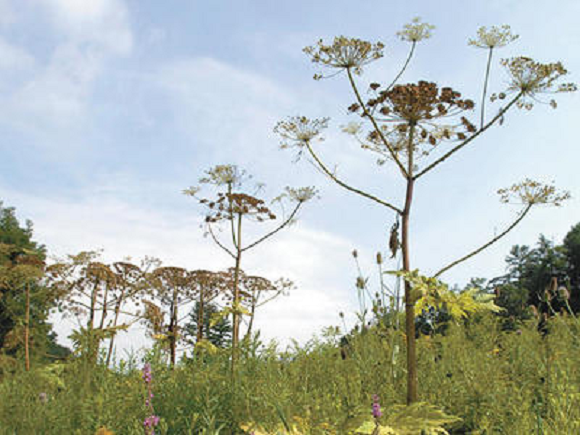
[0,201,69,365]
[478,223,580,328]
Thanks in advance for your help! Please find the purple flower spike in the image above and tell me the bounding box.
[142,363,159,435]
[372,394,383,419]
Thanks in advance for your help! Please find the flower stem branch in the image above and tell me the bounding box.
[480,47,494,129]
[434,203,532,278]
[414,91,523,179]
[304,140,403,214]
[347,68,409,178]
[242,202,303,252]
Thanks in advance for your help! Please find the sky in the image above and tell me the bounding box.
[0,0,579,355]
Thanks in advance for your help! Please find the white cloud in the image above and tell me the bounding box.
[0,0,133,137]
[0,38,35,70]
[0,180,358,349]
[0,0,15,27]
[158,57,295,165]
[43,0,132,54]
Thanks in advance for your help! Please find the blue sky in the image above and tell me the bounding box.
[0,0,579,350]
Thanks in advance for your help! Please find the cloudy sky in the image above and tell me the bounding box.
[0,0,578,353]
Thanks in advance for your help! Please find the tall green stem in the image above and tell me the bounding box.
[402,124,417,404]
[480,47,494,129]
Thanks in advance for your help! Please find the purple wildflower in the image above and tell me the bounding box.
[142,363,153,383]
[142,363,160,435]
[372,394,382,419]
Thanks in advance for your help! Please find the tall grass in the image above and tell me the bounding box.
[0,314,579,434]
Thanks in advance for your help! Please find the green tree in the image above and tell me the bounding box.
[183,301,232,349]
[0,201,68,369]
[563,222,580,311]
[276,22,574,403]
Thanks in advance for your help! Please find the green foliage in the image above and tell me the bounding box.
[183,302,232,349]
[389,270,502,320]
[355,402,460,434]
[0,201,66,368]
[0,314,578,433]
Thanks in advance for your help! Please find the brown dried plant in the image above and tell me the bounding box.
[277,19,574,404]
[46,252,149,364]
[184,164,315,371]
[147,266,197,367]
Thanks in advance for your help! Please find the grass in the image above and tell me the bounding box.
[0,314,579,434]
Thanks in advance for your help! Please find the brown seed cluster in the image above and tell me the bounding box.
[350,82,476,161]
[201,192,276,223]
[359,81,475,125]
[500,57,577,109]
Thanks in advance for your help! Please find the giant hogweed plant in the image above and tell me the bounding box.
[184,164,315,371]
[275,19,575,403]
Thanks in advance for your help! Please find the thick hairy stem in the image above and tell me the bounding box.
[197,291,205,343]
[105,288,125,367]
[245,301,256,341]
[231,213,243,375]
[170,286,178,368]
[402,124,418,404]
[99,284,110,330]
[242,202,303,252]
[434,204,532,278]
[228,184,238,249]
[480,47,494,129]
[347,68,409,178]
[305,141,403,215]
[24,283,30,372]
[414,92,524,179]
[88,281,99,363]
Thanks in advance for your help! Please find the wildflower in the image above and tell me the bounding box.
[372,394,383,419]
[497,179,570,206]
[342,121,362,135]
[282,186,318,203]
[142,363,152,384]
[142,363,160,435]
[500,57,576,109]
[469,25,518,49]
[303,36,384,76]
[274,116,329,150]
[95,428,114,435]
[144,415,160,428]
[397,17,435,43]
[38,392,48,404]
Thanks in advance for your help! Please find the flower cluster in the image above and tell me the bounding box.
[497,179,571,206]
[274,116,329,151]
[201,192,276,223]
[274,186,318,204]
[372,394,383,419]
[357,81,475,125]
[303,36,384,76]
[397,17,435,43]
[199,164,249,188]
[468,25,518,49]
[500,57,576,109]
[346,82,476,165]
[142,363,160,435]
